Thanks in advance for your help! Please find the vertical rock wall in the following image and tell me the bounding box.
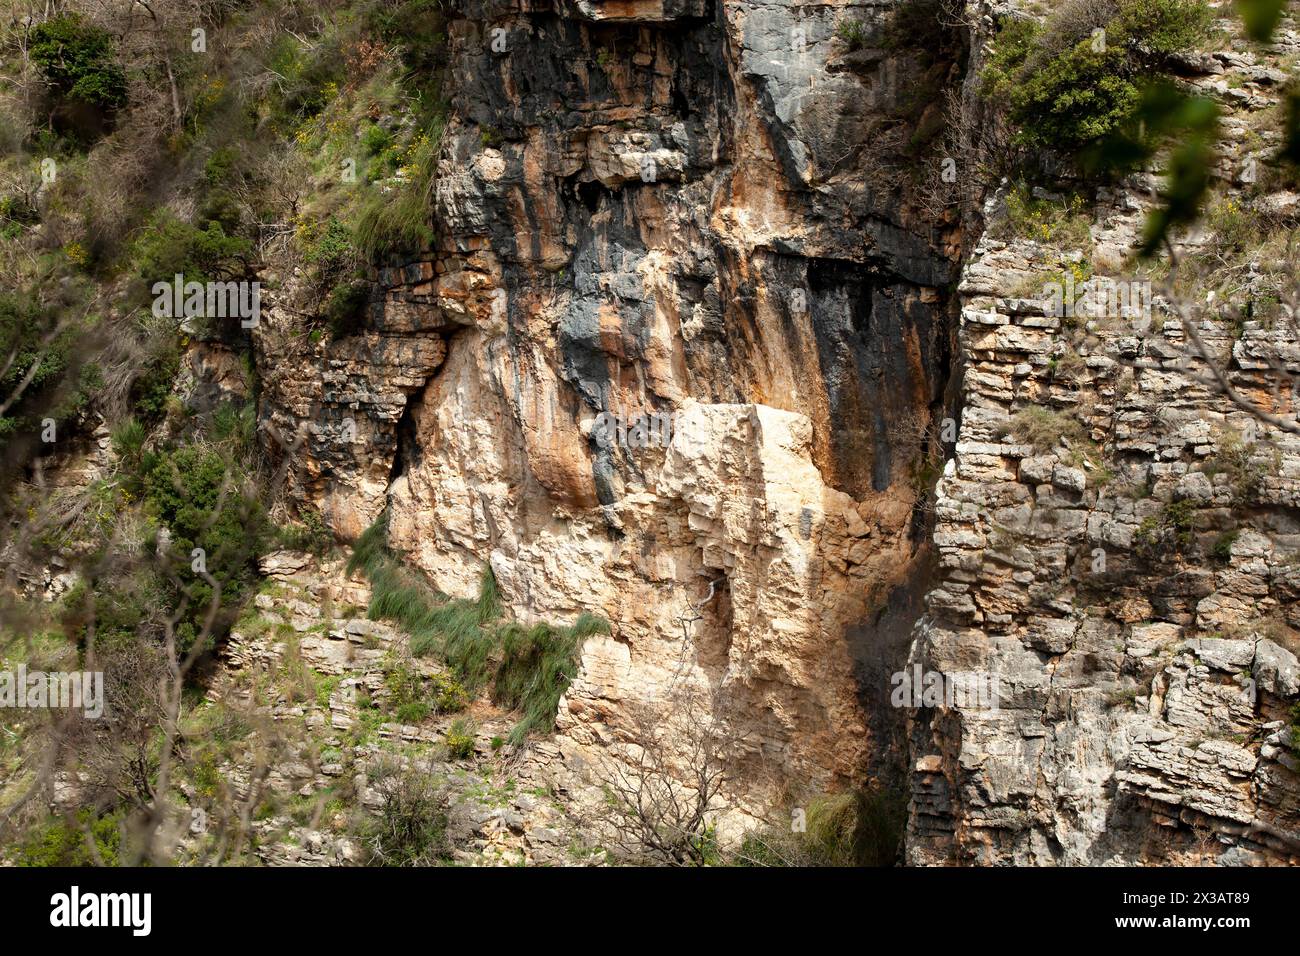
[262,0,967,813]
[906,3,1300,865]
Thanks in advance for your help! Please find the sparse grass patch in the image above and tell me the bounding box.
[735,787,907,867]
[995,182,1093,248]
[1002,405,1089,452]
[348,515,607,743]
[837,20,871,50]
[1135,498,1198,558]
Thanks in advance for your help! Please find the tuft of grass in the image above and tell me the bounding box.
[1210,529,1239,563]
[110,417,146,465]
[1003,405,1089,452]
[348,515,605,743]
[735,787,907,867]
[351,126,442,259]
[837,20,871,50]
[493,613,609,745]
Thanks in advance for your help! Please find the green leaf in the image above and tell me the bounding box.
[1085,83,1219,175]
[1236,0,1287,42]
[1140,137,1215,257]
[1282,87,1300,166]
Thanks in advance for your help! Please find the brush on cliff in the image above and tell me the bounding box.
[348,514,608,743]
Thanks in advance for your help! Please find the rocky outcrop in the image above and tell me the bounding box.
[259,0,967,813]
[247,0,1300,863]
[905,5,1300,865]
[208,556,610,866]
[255,301,447,540]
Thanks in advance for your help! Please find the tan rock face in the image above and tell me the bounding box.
[256,317,447,539]
[263,0,965,814]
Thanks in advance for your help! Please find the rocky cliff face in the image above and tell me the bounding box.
[259,0,967,815]
[906,4,1300,865]
[250,0,1300,863]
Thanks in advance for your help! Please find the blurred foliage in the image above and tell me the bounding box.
[0,293,98,441]
[987,0,1299,256]
[13,809,124,867]
[984,0,1212,152]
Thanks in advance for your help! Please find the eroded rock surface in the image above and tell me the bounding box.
[261,0,966,814]
[906,4,1300,865]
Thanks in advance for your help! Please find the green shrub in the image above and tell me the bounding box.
[385,658,431,723]
[314,675,341,709]
[393,699,430,723]
[1201,427,1268,503]
[276,508,335,555]
[304,216,355,280]
[983,0,1212,152]
[14,808,123,867]
[59,565,169,647]
[141,444,269,652]
[430,673,469,713]
[445,717,476,759]
[144,446,262,556]
[129,331,181,422]
[0,292,97,440]
[190,748,223,798]
[133,214,252,284]
[363,758,449,866]
[30,15,128,111]
[998,183,1093,246]
[361,124,393,155]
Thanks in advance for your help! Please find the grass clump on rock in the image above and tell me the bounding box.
[347,515,608,743]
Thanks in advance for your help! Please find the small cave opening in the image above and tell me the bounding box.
[388,374,430,490]
[690,571,734,672]
[576,178,604,214]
